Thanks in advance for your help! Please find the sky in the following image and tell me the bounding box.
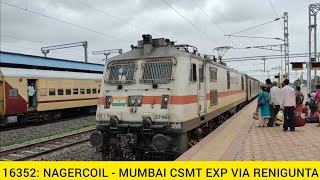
[1,0,319,82]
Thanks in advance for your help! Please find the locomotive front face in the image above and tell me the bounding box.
[93,41,187,160]
[96,57,176,130]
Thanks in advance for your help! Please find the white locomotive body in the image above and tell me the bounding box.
[90,35,260,160]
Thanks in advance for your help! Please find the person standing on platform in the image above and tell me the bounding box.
[280,79,296,131]
[265,79,272,126]
[258,86,271,127]
[266,79,272,93]
[269,81,281,127]
[295,86,304,117]
[314,85,320,113]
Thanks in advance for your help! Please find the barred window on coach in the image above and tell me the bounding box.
[73,88,78,95]
[49,88,55,96]
[80,89,85,94]
[66,89,71,95]
[58,89,64,95]
[9,89,18,97]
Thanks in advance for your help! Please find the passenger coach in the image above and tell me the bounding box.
[0,52,103,126]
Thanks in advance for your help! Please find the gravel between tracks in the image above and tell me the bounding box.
[0,116,96,149]
[31,142,101,161]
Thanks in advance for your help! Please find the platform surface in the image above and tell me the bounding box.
[177,86,320,161]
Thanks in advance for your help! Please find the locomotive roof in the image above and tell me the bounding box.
[107,44,246,75]
[0,67,102,80]
[0,51,104,74]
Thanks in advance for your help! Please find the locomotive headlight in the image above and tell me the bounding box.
[161,95,169,109]
[128,95,142,107]
[105,96,112,109]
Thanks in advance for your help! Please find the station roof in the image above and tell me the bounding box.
[0,51,104,73]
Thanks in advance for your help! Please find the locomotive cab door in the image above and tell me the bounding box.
[27,79,38,111]
[198,64,206,116]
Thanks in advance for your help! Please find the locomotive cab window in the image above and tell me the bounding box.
[107,61,136,84]
[210,68,217,82]
[141,58,173,84]
[227,71,230,89]
[190,63,197,82]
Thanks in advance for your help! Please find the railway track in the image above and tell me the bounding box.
[0,128,96,161]
[0,114,95,132]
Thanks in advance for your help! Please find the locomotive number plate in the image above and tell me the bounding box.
[155,114,171,120]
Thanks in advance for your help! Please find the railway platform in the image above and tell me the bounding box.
[177,98,320,161]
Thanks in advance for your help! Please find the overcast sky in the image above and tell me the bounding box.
[1,0,319,82]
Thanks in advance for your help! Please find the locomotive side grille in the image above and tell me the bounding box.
[210,89,218,106]
[140,59,173,84]
[106,61,136,84]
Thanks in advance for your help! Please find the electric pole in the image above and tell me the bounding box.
[261,57,267,72]
[284,12,289,80]
[308,3,320,93]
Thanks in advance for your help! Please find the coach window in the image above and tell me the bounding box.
[210,68,217,82]
[86,89,91,94]
[80,89,85,94]
[73,88,78,95]
[58,89,64,95]
[227,71,230,89]
[9,89,18,97]
[66,89,71,95]
[98,89,101,94]
[190,63,197,82]
[49,89,55,96]
[92,88,97,94]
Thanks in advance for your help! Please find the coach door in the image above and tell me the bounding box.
[198,64,206,116]
[0,79,3,116]
[27,79,38,111]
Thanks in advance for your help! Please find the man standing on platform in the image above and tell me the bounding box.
[266,79,272,93]
[280,79,296,131]
[269,81,281,127]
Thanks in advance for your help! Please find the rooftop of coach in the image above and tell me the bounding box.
[0,51,104,73]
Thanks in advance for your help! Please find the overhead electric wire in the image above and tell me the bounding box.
[190,0,225,35]
[267,0,283,28]
[161,0,216,43]
[223,53,308,62]
[1,1,132,44]
[73,0,160,37]
[225,34,283,41]
[227,18,281,36]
